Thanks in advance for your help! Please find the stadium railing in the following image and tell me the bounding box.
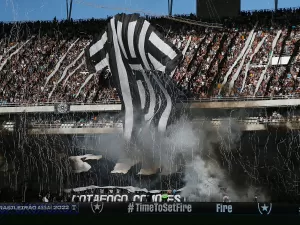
[16,119,300,129]
[29,122,123,129]
[0,95,298,107]
[178,118,300,124]
[0,100,122,107]
[181,95,300,102]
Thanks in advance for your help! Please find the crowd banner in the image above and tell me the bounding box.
[64,186,185,202]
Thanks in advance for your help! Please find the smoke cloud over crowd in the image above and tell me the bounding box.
[76,114,269,202]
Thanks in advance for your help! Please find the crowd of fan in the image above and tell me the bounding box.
[0,8,300,104]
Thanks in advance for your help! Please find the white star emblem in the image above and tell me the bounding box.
[261,204,269,211]
[94,203,101,210]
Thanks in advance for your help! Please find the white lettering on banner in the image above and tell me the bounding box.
[132,195,147,202]
[79,195,86,202]
[71,194,183,202]
[0,205,38,210]
[87,195,93,202]
[216,203,232,213]
[128,203,192,213]
[151,194,181,202]
[88,195,128,202]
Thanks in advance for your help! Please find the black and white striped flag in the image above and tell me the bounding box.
[85,14,183,141]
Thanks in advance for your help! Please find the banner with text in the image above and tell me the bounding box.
[65,186,184,203]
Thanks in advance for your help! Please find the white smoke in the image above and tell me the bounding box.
[177,118,270,202]
[75,115,269,202]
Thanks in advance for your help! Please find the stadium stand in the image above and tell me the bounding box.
[0,8,300,104]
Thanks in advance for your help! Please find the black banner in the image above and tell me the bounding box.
[0,203,300,215]
[81,202,298,215]
[0,203,297,215]
[71,194,184,202]
[67,186,184,202]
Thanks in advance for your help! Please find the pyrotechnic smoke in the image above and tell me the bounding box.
[77,115,269,202]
